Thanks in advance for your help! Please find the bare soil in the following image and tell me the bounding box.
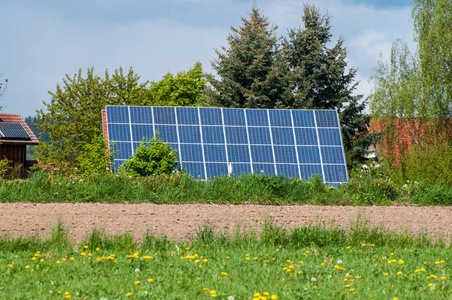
[1,203,452,243]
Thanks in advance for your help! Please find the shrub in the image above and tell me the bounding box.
[120,133,179,178]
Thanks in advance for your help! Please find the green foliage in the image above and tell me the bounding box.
[146,62,207,107]
[208,7,292,109]
[0,156,12,177]
[77,134,114,178]
[413,0,452,122]
[36,67,149,174]
[120,134,180,178]
[394,143,452,187]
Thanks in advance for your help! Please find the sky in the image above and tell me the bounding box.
[0,0,415,117]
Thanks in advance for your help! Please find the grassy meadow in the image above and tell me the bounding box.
[1,220,451,299]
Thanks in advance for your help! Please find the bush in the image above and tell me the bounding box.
[402,143,452,187]
[120,134,179,178]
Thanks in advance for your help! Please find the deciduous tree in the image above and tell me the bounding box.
[36,67,148,174]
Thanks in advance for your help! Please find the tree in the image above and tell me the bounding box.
[145,62,207,107]
[284,4,374,168]
[369,0,452,184]
[36,67,149,174]
[413,0,452,123]
[208,7,292,109]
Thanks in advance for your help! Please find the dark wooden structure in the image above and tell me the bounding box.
[0,114,39,177]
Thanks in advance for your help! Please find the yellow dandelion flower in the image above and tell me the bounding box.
[56,261,61,264]
[25,265,30,269]
[345,285,350,288]
[442,277,447,280]
[195,259,200,263]
[271,295,277,300]
[126,292,132,296]
[350,288,355,291]
[246,257,251,260]
[204,259,208,263]
[384,273,389,276]
[148,278,153,282]
[135,280,141,285]
[347,246,351,249]
[428,283,433,287]
[397,272,403,275]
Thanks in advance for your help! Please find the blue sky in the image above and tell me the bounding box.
[1,0,414,117]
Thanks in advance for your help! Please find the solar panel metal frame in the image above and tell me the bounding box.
[104,106,348,186]
[0,123,31,140]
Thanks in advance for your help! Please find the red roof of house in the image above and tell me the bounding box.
[0,114,39,145]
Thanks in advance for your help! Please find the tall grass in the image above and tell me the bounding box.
[1,170,452,205]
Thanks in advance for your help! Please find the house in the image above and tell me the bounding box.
[0,114,39,177]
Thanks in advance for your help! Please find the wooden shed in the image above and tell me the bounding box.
[0,114,39,177]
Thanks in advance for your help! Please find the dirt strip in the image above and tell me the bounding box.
[1,203,451,243]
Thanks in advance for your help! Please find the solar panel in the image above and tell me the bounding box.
[104,106,348,186]
[0,123,31,140]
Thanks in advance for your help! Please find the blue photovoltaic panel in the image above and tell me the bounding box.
[0,123,31,139]
[177,107,199,125]
[269,110,292,127]
[246,109,268,126]
[225,127,248,144]
[105,106,348,185]
[179,126,201,143]
[107,106,129,123]
[248,127,271,145]
[223,108,245,126]
[315,110,339,127]
[202,126,225,144]
[130,107,153,124]
[154,107,176,124]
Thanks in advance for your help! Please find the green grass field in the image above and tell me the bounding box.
[1,221,451,299]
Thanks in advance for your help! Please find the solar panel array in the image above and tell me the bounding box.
[0,123,31,140]
[104,106,348,185]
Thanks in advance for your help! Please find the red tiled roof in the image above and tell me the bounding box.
[0,114,39,145]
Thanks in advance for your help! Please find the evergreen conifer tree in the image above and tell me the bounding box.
[208,7,292,109]
[284,5,374,168]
